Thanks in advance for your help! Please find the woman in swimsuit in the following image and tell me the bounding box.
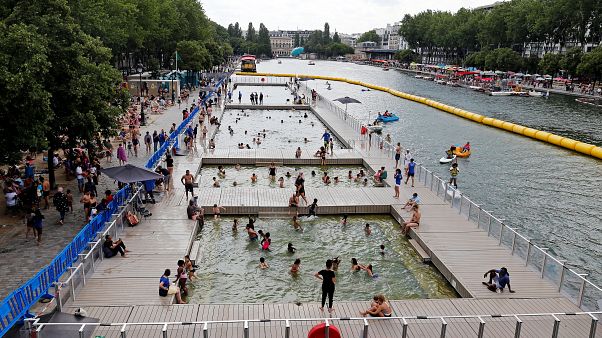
[290,258,301,274]
[401,204,421,235]
[261,232,271,251]
[351,258,361,272]
[361,294,393,317]
[361,264,376,278]
[175,259,188,297]
[246,224,258,241]
[292,216,302,231]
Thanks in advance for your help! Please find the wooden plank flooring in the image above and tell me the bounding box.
[62,298,599,338]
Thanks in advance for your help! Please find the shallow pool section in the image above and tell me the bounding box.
[189,215,456,304]
[199,165,379,188]
[231,85,293,105]
[214,109,345,150]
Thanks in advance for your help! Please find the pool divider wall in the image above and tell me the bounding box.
[236,72,602,160]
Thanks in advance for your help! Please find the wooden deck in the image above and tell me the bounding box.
[50,78,600,336]
[61,298,600,338]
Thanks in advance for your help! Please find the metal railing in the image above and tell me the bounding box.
[0,77,228,337]
[26,310,601,338]
[297,80,602,311]
[232,75,288,85]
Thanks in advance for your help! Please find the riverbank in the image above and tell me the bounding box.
[395,67,602,100]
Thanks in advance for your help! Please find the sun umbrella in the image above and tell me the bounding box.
[536,77,545,81]
[100,164,163,183]
[333,96,362,119]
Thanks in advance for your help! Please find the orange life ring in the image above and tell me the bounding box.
[307,323,341,338]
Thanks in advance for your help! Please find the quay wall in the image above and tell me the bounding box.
[236,72,602,160]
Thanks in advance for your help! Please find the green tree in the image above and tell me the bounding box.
[577,45,602,81]
[0,23,52,164]
[396,49,420,63]
[294,32,300,47]
[561,47,584,76]
[5,0,128,186]
[332,32,341,43]
[356,30,380,44]
[257,23,272,57]
[323,22,331,44]
[539,53,563,75]
[177,40,210,70]
[246,22,256,42]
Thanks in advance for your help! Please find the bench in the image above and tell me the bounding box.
[408,238,431,263]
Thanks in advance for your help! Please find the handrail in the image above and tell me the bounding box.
[293,78,602,310]
[0,76,228,337]
[26,311,602,338]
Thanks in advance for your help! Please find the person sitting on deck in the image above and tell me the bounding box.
[159,269,185,304]
[401,204,421,235]
[187,199,203,221]
[403,193,421,211]
[483,267,515,293]
[360,294,393,317]
[102,235,129,258]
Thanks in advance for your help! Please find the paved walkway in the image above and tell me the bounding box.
[0,97,191,300]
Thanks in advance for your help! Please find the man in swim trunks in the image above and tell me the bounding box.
[401,204,421,235]
[394,143,401,168]
[181,170,195,199]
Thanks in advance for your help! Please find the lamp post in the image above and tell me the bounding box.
[170,58,175,103]
[137,62,146,126]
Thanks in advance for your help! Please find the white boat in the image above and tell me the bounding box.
[439,155,456,164]
[308,61,315,65]
[423,76,434,81]
[469,86,485,92]
[383,67,389,71]
[489,91,514,96]
[414,75,423,79]
[278,60,282,64]
[435,80,447,85]
[528,90,544,97]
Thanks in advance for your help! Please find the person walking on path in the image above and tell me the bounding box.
[393,169,402,198]
[144,131,152,154]
[117,143,127,165]
[449,163,459,188]
[259,92,264,105]
[404,149,412,168]
[404,158,416,187]
[394,143,401,168]
[315,259,336,314]
[41,176,50,209]
[181,170,195,199]
[165,154,174,191]
[32,208,44,245]
[152,131,159,152]
[53,187,69,225]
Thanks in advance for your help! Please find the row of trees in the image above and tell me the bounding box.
[0,0,232,182]
[226,22,272,57]
[302,23,354,58]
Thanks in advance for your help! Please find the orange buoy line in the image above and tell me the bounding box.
[236,72,602,160]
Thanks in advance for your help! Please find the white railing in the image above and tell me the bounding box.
[232,75,288,85]
[26,311,601,338]
[296,79,602,311]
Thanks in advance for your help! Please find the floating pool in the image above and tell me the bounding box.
[214,109,345,150]
[189,215,456,304]
[199,165,379,188]
[230,85,292,105]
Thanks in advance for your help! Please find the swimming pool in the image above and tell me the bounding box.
[189,215,456,304]
[214,109,345,150]
[199,165,379,188]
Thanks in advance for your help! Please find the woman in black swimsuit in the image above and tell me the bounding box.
[268,162,276,181]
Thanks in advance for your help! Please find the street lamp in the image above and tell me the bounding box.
[170,58,175,103]
[137,62,146,126]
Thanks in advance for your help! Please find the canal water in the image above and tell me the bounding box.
[254,59,602,287]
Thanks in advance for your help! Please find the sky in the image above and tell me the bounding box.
[202,0,500,34]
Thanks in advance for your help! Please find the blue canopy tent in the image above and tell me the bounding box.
[291,47,304,57]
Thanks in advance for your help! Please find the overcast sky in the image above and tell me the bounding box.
[202,0,499,34]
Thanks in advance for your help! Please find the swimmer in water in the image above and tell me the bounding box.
[278,177,284,188]
[348,170,353,179]
[304,138,309,143]
[251,173,257,183]
[292,215,303,231]
[261,232,271,251]
[258,257,269,269]
[380,244,385,256]
[285,171,292,178]
[311,170,316,177]
[290,258,301,274]
[212,204,225,219]
[268,162,277,181]
[363,178,368,186]
[361,264,377,278]
[217,165,226,178]
[351,258,361,271]
[333,177,339,184]
[365,223,371,236]
[235,163,241,170]
[232,219,239,231]
[288,242,296,254]
[212,177,220,188]
[246,224,258,240]
[341,214,348,225]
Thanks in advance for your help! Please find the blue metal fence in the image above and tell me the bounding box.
[0,77,226,337]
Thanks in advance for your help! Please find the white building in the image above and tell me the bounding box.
[269,34,294,56]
